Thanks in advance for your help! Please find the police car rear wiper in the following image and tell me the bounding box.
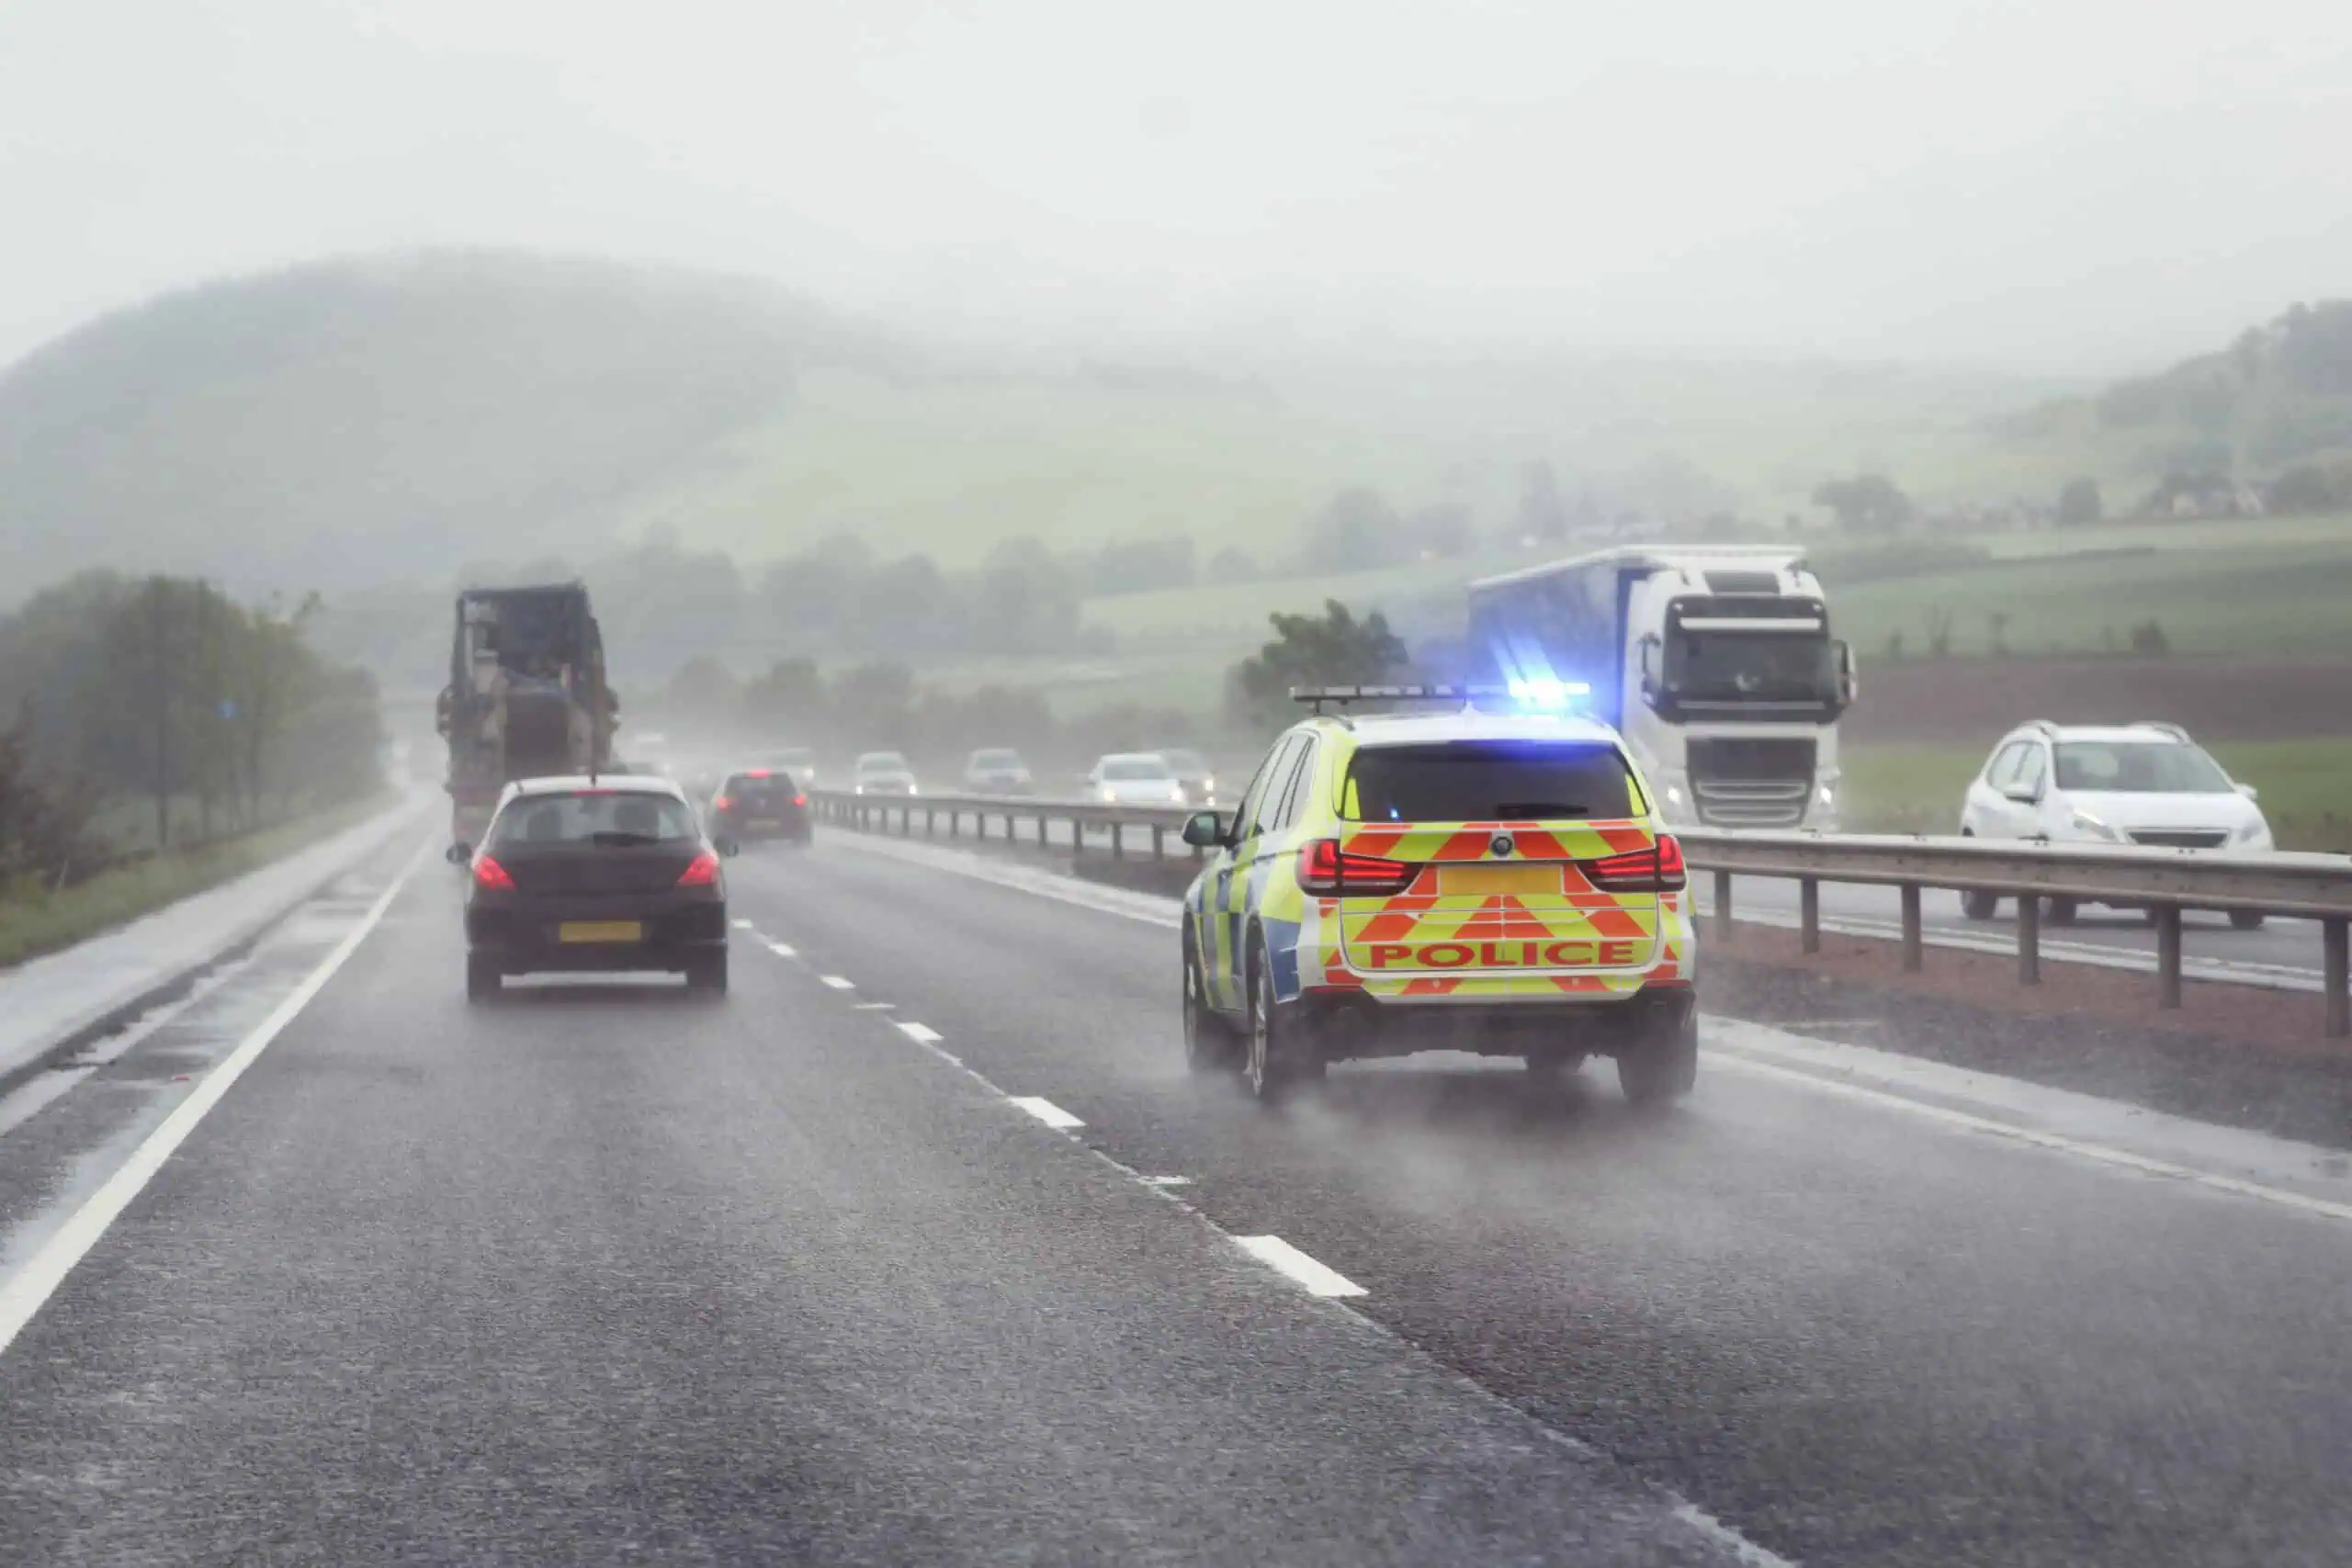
[1494,802,1587,817]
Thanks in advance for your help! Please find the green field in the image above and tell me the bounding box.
[1841,739,2352,852]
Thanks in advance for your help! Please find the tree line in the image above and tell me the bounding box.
[0,572,383,881]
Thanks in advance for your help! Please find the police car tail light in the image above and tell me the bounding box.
[1586,835,1686,894]
[676,851,721,887]
[1297,838,1417,897]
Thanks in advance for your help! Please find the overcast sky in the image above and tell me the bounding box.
[4,0,2348,374]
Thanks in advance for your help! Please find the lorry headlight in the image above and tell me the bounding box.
[1663,784,1685,807]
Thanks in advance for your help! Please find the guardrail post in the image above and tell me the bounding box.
[2017,894,2041,985]
[2154,904,2183,1009]
[2324,917,2348,1040]
[1900,884,1923,972]
[1112,821,1125,860]
[1798,877,1820,954]
[1151,824,1165,860]
[1713,869,1734,945]
[925,807,935,837]
[1070,817,1083,857]
[1035,813,1047,849]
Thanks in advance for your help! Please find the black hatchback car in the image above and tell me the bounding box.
[707,768,814,845]
[458,776,735,1000]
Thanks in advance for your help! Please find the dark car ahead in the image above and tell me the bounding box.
[709,768,813,845]
[458,775,735,1001]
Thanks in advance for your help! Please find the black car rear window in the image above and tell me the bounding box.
[724,776,798,807]
[491,792,699,848]
[1343,742,1640,823]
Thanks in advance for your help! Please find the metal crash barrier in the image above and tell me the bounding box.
[807,790,2352,1039]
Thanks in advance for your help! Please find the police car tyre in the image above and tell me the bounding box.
[1244,939,1321,1102]
[465,953,502,1004]
[1616,1007,1697,1107]
[1182,927,1240,1075]
[685,953,729,998]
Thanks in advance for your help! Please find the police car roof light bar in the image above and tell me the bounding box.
[1288,682,1590,715]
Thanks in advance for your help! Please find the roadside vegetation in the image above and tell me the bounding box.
[0,573,384,966]
[0,793,390,968]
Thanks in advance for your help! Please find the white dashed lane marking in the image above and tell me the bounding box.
[765,941,797,958]
[1235,1235,1367,1299]
[1009,1096,1083,1131]
[896,1021,944,1043]
[819,976,854,990]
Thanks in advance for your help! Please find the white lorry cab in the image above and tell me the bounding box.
[1468,546,1857,829]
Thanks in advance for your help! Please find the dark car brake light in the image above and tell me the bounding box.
[676,851,721,887]
[714,795,735,811]
[793,794,808,807]
[472,854,516,892]
[1586,835,1686,893]
[1296,838,1417,897]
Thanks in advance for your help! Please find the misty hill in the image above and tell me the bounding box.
[1995,301,2352,502]
[0,252,891,599]
[1,247,2086,611]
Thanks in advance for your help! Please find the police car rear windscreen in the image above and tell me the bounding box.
[1344,743,1639,823]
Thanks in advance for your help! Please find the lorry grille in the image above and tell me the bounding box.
[1686,738,1815,828]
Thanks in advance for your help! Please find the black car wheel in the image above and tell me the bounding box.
[1182,925,1239,1075]
[465,953,502,1004]
[1243,936,1321,1102]
[2229,909,2267,931]
[685,953,729,998]
[2046,897,2079,926]
[1617,1003,1698,1107]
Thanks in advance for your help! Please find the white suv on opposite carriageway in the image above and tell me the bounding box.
[1957,720,2274,929]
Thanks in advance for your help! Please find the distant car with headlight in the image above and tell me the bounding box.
[457,774,734,1001]
[1158,747,1216,805]
[1089,751,1187,806]
[1958,720,2273,927]
[1178,686,1696,1105]
[853,750,919,795]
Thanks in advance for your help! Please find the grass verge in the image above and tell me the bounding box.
[0,793,394,970]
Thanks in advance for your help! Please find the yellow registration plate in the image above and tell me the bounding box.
[1436,864,1562,897]
[559,920,643,944]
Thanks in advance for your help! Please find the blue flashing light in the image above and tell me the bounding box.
[1505,677,1591,711]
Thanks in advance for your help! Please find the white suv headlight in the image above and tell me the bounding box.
[2068,807,2122,841]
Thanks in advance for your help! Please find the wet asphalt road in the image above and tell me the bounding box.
[4,827,2352,1566]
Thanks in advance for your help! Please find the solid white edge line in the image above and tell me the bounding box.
[0,837,431,1359]
[1235,1235,1367,1299]
[1008,1095,1083,1130]
[896,1021,944,1043]
[1709,1050,2352,1225]
[819,975,854,989]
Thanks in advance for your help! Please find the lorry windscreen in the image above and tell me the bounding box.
[1661,632,1838,704]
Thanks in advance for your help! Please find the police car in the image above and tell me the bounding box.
[1178,687,1697,1105]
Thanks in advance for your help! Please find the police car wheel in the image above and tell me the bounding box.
[1182,929,1239,1074]
[1244,942,1320,1102]
[1617,1006,1697,1107]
